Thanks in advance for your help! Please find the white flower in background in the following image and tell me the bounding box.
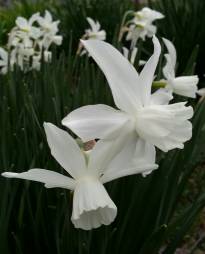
[197,88,205,97]
[37,10,63,50]
[162,38,199,98]
[0,47,9,74]
[122,46,146,66]
[1,11,63,74]
[85,17,106,41]
[62,37,193,172]
[124,7,164,47]
[77,17,106,56]
[2,123,156,230]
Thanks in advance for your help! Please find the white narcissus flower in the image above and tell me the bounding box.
[62,37,193,171]
[2,123,156,230]
[78,17,106,56]
[126,7,164,45]
[85,17,106,41]
[37,10,63,50]
[162,38,199,98]
[15,13,42,40]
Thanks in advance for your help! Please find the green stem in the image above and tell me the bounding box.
[152,81,167,88]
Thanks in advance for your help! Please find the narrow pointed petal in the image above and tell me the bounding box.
[101,138,158,183]
[62,104,130,142]
[44,123,86,179]
[163,38,177,69]
[81,39,142,112]
[138,36,161,106]
[72,177,117,230]
[2,169,75,189]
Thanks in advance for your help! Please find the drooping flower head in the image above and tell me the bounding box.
[2,123,156,230]
[162,38,199,98]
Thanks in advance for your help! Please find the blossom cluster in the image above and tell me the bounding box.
[2,7,204,231]
[0,10,62,74]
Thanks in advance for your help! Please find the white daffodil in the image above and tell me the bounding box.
[126,7,164,46]
[37,10,63,50]
[15,13,41,40]
[77,17,106,56]
[2,123,156,230]
[62,37,193,173]
[85,17,106,41]
[37,10,59,34]
[162,38,199,98]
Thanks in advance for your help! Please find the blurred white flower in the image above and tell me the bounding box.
[0,47,9,74]
[62,37,193,172]
[2,123,156,230]
[85,17,106,41]
[122,7,164,47]
[77,17,106,56]
[196,88,205,97]
[1,11,63,74]
[37,10,63,50]
[15,13,41,40]
[163,38,199,98]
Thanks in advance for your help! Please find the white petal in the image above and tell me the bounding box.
[0,47,8,62]
[45,10,52,22]
[122,47,129,59]
[197,88,205,97]
[169,76,199,98]
[163,38,177,70]
[138,36,161,106]
[16,17,28,29]
[101,138,158,183]
[88,129,133,176]
[52,35,63,45]
[86,17,98,32]
[2,169,75,189]
[44,123,86,179]
[29,12,40,24]
[136,103,193,152]
[81,39,142,112]
[71,177,117,230]
[163,54,175,80]
[62,104,130,142]
[150,88,173,105]
[140,7,164,21]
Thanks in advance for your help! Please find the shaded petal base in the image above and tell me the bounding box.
[72,177,117,230]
